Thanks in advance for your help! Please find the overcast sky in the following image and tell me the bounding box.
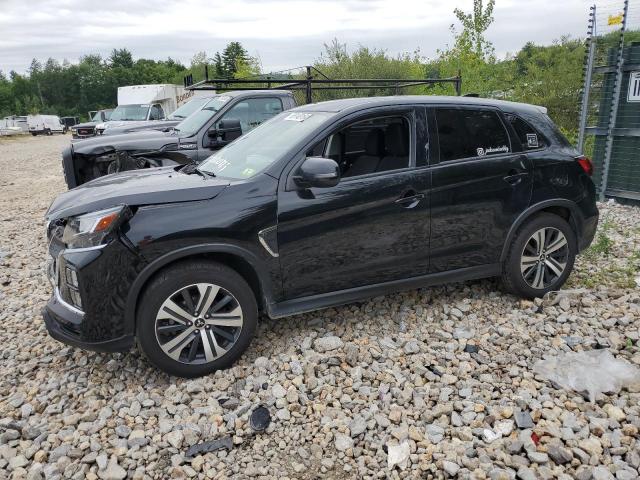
[1,0,593,75]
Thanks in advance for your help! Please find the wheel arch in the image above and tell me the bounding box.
[124,244,272,335]
[499,199,583,262]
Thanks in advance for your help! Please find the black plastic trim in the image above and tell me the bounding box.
[43,306,134,353]
[499,199,585,262]
[124,243,273,333]
[267,263,500,319]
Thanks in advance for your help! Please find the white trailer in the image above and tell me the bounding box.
[27,115,65,136]
[0,116,28,136]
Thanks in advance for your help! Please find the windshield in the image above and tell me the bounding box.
[109,104,150,121]
[168,96,211,120]
[174,95,232,136]
[198,111,331,180]
[91,112,102,122]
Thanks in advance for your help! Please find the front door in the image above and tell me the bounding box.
[198,97,284,161]
[427,106,533,272]
[277,109,431,299]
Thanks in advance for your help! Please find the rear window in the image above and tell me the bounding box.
[506,114,547,150]
[435,108,511,161]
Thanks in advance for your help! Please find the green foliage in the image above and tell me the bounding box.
[452,0,496,59]
[0,51,187,120]
[585,219,614,257]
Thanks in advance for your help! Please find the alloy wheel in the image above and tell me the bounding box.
[520,227,569,290]
[154,283,243,365]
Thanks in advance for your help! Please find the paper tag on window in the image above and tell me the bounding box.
[284,113,312,122]
[526,134,539,148]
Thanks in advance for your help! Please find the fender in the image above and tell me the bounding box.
[499,198,584,262]
[123,243,274,334]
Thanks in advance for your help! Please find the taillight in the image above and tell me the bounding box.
[576,156,593,176]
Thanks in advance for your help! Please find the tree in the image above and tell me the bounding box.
[221,42,248,77]
[109,48,134,69]
[213,52,225,77]
[452,0,496,59]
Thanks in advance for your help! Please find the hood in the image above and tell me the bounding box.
[102,119,180,136]
[71,129,181,155]
[73,121,98,129]
[46,166,230,220]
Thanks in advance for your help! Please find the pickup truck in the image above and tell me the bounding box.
[62,90,296,188]
[71,110,113,139]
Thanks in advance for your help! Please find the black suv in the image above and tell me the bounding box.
[44,96,598,377]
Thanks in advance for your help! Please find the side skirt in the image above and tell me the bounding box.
[267,263,501,319]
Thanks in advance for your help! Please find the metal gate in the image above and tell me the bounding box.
[578,0,640,201]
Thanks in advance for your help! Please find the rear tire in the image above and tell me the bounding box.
[46,129,52,136]
[136,261,258,377]
[502,213,576,298]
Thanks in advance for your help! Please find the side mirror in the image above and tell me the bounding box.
[293,157,341,189]
[208,119,242,138]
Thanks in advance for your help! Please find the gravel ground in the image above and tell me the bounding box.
[0,134,639,480]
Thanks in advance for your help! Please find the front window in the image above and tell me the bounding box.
[109,104,150,121]
[149,104,164,120]
[174,96,233,137]
[168,97,211,120]
[217,97,283,134]
[198,111,331,180]
[91,112,102,122]
[317,116,410,178]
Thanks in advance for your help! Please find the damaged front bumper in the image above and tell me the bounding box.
[43,233,140,353]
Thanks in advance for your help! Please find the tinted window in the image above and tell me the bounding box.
[323,116,410,178]
[219,97,283,133]
[506,114,546,150]
[435,108,510,161]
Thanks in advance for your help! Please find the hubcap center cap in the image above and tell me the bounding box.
[194,318,205,328]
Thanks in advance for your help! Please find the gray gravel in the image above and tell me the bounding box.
[0,134,639,479]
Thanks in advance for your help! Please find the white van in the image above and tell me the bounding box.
[27,115,66,136]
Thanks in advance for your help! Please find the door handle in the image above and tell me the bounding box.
[395,191,425,208]
[503,170,528,186]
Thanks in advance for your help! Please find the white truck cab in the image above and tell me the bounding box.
[96,85,191,135]
[27,115,66,136]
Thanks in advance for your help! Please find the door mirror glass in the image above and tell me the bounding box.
[207,118,243,145]
[294,157,341,189]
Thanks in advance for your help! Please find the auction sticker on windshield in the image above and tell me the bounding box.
[285,113,313,122]
[209,157,230,172]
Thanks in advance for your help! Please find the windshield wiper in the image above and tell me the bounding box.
[196,167,216,177]
[180,163,215,178]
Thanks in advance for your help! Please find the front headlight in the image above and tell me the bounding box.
[61,205,127,249]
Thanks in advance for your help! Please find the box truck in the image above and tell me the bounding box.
[96,84,201,135]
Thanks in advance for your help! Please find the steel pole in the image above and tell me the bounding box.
[577,5,597,153]
[600,0,629,201]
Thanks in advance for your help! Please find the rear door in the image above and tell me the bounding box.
[276,107,431,299]
[427,105,532,272]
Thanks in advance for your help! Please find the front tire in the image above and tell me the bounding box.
[136,261,258,377]
[502,213,576,298]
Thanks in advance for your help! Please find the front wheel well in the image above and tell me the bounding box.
[134,252,266,323]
